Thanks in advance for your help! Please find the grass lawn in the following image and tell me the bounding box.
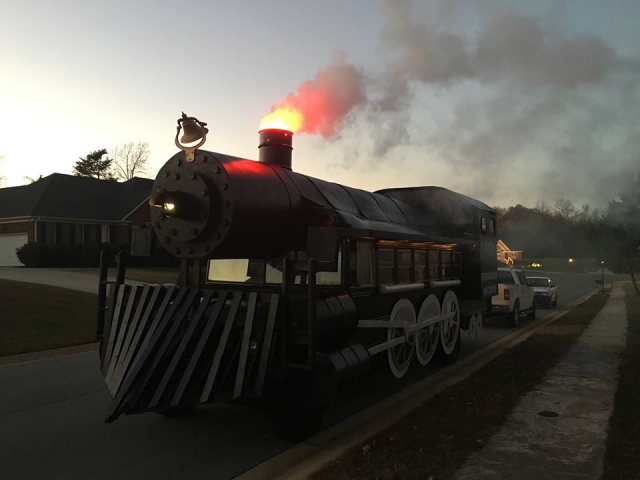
[0,279,97,356]
[312,293,609,480]
[602,284,640,479]
[59,267,180,284]
[519,257,601,273]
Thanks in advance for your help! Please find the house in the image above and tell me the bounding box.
[497,239,523,266]
[0,173,153,266]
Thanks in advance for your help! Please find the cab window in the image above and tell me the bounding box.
[397,249,412,283]
[377,248,395,285]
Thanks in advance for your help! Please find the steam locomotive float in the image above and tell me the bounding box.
[97,114,498,439]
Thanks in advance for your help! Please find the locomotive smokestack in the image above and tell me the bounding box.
[258,129,293,169]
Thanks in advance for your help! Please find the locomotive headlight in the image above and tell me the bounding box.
[150,190,201,220]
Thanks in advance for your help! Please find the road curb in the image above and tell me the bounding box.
[0,342,99,367]
[236,286,602,480]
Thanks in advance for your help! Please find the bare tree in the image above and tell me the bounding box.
[111,142,150,180]
[554,198,576,221]
[23,174,45,183]
[534,201,551,215]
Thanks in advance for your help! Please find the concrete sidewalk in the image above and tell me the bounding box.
[0,267,102,294]
[455,284,627,480]
[0,267,142,294]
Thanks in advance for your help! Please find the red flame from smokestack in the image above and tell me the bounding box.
[259,105,303,133]
[259,55,366,137]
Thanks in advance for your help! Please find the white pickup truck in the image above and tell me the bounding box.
[526,275,559,308]
[491,267,536,327]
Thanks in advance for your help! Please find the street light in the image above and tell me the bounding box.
[601,261,605,294]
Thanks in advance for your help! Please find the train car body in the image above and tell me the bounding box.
[97,122,497,438]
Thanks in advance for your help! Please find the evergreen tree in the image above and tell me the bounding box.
[73,149,115,180]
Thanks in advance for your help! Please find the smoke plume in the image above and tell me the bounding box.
[266,54,366,138]
[268,0,640,207]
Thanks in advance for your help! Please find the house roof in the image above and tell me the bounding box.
[0,173,153,221]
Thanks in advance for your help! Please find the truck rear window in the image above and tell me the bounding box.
[498,271,514,284]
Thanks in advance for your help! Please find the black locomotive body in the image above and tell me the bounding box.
[97,124,497,438]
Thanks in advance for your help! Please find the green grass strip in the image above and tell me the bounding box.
[312,293,609,480]
[602,284,640,479]
[0,279,97,356]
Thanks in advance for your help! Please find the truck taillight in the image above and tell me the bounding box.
[504,288,510,301]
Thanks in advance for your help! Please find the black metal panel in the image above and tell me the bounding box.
[370,193,409,224]
[101,286,128,375]
[271,164,303,208]
[233,292,258,398]
[200,291,243,402]
[282,169,332,208]
[123,288,198,410]
[149,290,215,408]
[109,285,159,395]
[307,178,361,216]
[346,188,391,221]
[171,290,229,406]
[105,286,181,422]
[105,285,141,388]
[255,294,279,397]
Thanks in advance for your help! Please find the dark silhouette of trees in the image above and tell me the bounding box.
[23,174,44,183]
[73,149,115,180]
[554,198,576,221]
[497,172,639,294]
[602,174,640,294]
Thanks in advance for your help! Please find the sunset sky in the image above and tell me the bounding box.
[1,0,639,208]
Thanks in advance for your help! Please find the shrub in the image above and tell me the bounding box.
[16,242,124,268]
[16,243,48,267]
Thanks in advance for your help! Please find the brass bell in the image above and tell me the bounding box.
[179,113,209,144]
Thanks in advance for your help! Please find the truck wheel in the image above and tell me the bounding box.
[508,302,520,328]
[527,303,536,320]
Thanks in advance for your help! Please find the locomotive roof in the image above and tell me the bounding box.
[212,153,491,244]
[376,186,495,214]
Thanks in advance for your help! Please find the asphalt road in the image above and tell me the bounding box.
[0,271,625,480]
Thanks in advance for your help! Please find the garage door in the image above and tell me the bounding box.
[0,233,28,266]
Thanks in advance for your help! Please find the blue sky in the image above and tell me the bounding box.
[1,0,639,208]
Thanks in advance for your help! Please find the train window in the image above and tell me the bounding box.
[316,250,342,285]
[428,251,440,280]
[441,251,452,279]
[265,261,284,284]
[414,250,427,282]
[357,243,375,286]
[377,248,395,285]
[452,252,462,278]
[489,219,496,236]
[207,259,266,283]
[481,217,487,234]
[397,249,412,283]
